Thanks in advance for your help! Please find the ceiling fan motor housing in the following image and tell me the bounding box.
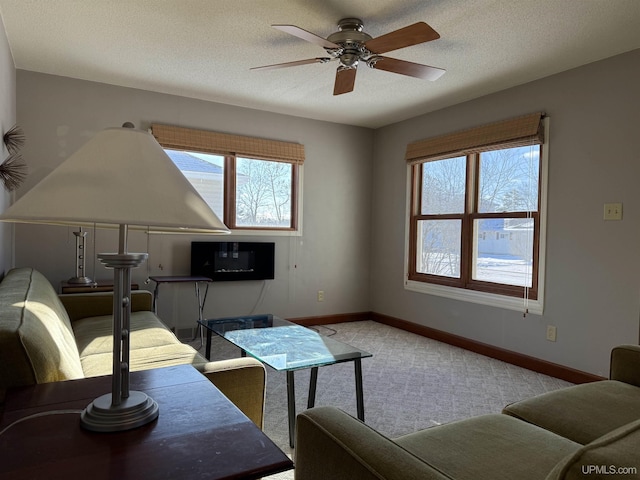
[326,18,372,68]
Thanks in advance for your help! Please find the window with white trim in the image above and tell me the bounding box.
[405,113,548,313]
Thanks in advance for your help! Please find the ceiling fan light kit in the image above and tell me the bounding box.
[253,18,445,95]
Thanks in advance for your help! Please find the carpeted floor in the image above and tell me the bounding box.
[193,320,572,480]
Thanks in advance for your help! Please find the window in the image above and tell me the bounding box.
[234,157,294,228]
[152,124,303,231]
[405,113,548,313]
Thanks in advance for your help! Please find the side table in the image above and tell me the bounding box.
[149,275,212,344]
[0,365,293,479]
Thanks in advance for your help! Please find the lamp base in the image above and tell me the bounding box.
[67,276,94,285]
[80,390,159,432]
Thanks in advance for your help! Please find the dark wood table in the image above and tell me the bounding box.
[0,365,293,479]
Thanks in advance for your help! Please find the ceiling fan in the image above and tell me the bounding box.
[252,18,445,95]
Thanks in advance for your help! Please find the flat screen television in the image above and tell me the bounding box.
[191,242,275,282]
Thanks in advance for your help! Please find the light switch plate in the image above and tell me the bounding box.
[604,203,622,221]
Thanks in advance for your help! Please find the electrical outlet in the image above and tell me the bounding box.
[546,325,557,342]
[317,290,325,302]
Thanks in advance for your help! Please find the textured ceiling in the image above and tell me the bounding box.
[1,0,639,128]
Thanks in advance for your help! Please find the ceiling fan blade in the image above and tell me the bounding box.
[368,56,445,81]
[333,67,357,95]
[364,22,440,54]
[251,57,332,71]
[272,25,340,49]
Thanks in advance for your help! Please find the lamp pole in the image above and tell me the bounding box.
[80,224,158,432]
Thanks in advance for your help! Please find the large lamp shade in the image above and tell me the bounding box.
[0,125,229,432]
[0,126,228,233]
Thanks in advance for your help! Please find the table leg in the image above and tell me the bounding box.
[194,281,209,348]
[355,358,365,421]
[152,283,160,314]
[193,282,202,345]
[308,367,318,409]
[205,329,212,360]
[287,371,296,448]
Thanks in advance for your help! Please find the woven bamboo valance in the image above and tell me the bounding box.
[406,112,545,164]
[151,124,305,164]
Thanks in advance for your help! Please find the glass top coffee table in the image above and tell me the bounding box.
[199,314,372,447]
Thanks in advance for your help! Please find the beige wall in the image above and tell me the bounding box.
[14,72,373,324]
[0,18,16,275]
[371,49,640,376]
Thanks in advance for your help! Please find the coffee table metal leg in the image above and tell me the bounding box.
[355,358,365,421]
[193,281,209,348]
[308,367,318,409]
[205,329,212,360]
[287,371,296,448]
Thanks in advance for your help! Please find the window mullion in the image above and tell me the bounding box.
[408,164,422,278]
[290,163,299,230]
[412,163,422,216]
[224,155,236,228]
[461,154,477,288]
[531,212,540,293]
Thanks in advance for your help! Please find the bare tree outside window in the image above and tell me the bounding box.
[421,156,466,214]
[474,146,539,287]
[418,219,461,277]
[411,144,541,297]
[417,156,465,277]
[236,157,292,227]
[479,147,539,214]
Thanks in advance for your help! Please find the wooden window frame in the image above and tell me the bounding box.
[223,154,300,231]
[406,113,546,303]
[152,124,303,232]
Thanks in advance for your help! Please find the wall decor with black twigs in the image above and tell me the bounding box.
[1,124,27,191]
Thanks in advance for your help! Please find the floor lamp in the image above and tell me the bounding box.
[0,124,229,432]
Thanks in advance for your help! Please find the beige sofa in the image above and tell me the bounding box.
[295,345,640,480]
[0,267,266,427]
